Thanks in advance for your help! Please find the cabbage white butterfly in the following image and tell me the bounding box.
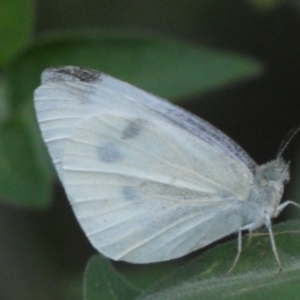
[34,66,299,272]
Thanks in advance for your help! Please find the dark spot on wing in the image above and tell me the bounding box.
[121,119,145,140]
[98,142,121,163]
[43,66,102,83]
[122,186,138,201]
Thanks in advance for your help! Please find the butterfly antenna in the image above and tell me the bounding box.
[276,125,300,158]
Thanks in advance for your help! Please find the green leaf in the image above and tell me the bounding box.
[135,220,300,300]
[0,76,9,124]
[0,100,54,208]
[84,255,141,300]
[249,0,285,11]
[0,0,34,66]
[8,30,263,111]
[3,30,263,208]
[113,258,189,291]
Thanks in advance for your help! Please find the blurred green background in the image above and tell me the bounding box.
[1,1,300,299]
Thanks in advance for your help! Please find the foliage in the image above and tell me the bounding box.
[1,1,300,299]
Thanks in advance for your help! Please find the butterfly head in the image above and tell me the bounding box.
[262,157,290,183]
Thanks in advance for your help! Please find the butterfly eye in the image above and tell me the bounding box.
[262,158,289,182]
[267,169,282,181]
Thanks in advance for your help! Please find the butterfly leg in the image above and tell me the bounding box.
[226,223,255,275]
[263,212,282,271]
[275,200,300,217]
[245,230,253,248]
[264,200,300,271]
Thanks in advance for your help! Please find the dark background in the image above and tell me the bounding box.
[1,1,300,299]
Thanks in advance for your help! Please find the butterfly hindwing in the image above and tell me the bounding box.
[61,112,252,262]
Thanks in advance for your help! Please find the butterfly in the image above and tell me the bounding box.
[34,66,299,272]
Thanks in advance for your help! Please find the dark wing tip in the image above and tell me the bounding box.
[41,66,102,84]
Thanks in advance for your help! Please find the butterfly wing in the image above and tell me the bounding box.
[34,66,256,262]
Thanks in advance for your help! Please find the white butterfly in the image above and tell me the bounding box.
[34,66,299,272]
